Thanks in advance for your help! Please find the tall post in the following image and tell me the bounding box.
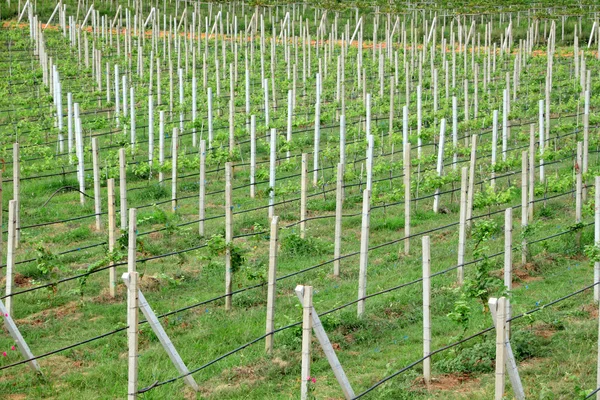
[300,285,313,400]
[269,129,276,219]
[171,128,178,212]
[404,143,411,255]
[107,178,117,297]
[13,143,20,247]
[250,115,257,198]
[126,208,138,400]
[422,235,431,388]
[457,167,468,284]
[300,154,308,239]
[333,164,344,277]
[199,140,206,237]
[521,152,528,266]
[5,200,16,316]
[265,216,279,353]
[357,189,371,317]
[119,148,128,230]
[495,297,507,400]
[92,138,101,230]
[466,135,477,229]
[504,208,513,337]
[225,162,233,311]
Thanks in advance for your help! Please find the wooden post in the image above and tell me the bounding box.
[300,285,313,400]
[5,200,16,315]
[0,299,41,372]
[92,138,101,230]
[130,87,136,150]
[148,95,154,169]
[171,128,178,212]
[225,162,233,311]
[466,135,477,229]
[12,143,20,247]
[122,274,199,391]
[521,152,528,266]
[159,111,165,184]
[357,189,371,317]
[502,89,508,161]
[433,119,446,213]
[528,126,535,222]
[250,115,256,198]
[300,154,308,239]
[294,285,355,398]
[422,235,431,388]
[504,208,512,337]
[107,178,117,297]
[491,110,498,188]
[287,90,293,160]
[583,90,590,199]
[126,208,138,400]
[489,298,525,400]
[313,75,321,186]
[457,167,468,284]
[265,216,279,353]
[333,164,344,277]
[576,142,583,224]
[495,297,507,399]
[199,140,206,237]
[404,143,411,255]
[539,100,545,183]
[269,129,276,219]
[207,87,213,146]
[595,176,600,302]
[119,148,128,230]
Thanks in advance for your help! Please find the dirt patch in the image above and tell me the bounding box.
[139,275,161,292]
[528,323,557,339]
[17,301,81,326]
[512,263,543,288]
[43,355,87,378]
[93,286,125,303]
[583,303,599,319]
[415,373,479,392]
[13,273,31,288]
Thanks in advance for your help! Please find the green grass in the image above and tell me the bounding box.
[0,3,600,399]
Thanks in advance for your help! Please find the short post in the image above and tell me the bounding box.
[300,285,313,400]
[422,235,431,388]
[357,189,371,317]
[265,216,279,354]
[107,178,117,297]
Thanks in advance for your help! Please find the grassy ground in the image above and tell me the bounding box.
[0,2,600,399]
